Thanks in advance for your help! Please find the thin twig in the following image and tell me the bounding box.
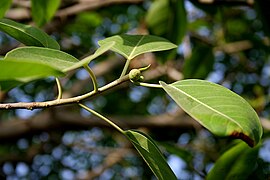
[0,75,130,110]
[79,103,124,134]
[55,78,63,100]
[83,65,98,93]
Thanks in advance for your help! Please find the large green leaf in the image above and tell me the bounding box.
[206,142,260,180]
[160,80,263,147]
[0,0,12,18]
[98,34,177,60]
[0,18,60,49]
[124,130,177,180]
[64,42,115,72]
[31,0,61,27]
[0,59,63,81]
[5,47,78,71]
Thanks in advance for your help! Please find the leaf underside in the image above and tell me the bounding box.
[0,18,60,49]
[0,59,63,81]
[5,47,79,71]
[160,80,263,147]
[98,34,177,60]
[124,130,177,180]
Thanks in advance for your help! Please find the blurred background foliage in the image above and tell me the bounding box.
[0,0,270,179]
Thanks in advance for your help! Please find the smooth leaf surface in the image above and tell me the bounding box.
[206,142,260,180]
[6,47,78,71]
[98,34,177,60]
[0,59,63,81]
[0,0,12,18]
[64,42,115,72]
[124,130,177,180]
[160,80,263,147]
[0,18,60,49]
[31,0,61,27]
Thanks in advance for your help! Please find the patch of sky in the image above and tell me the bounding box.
[147,96,166,115]
[80,101,94,117]
[17,138,29,150]
[259,139,270,163]
[129,86,149,103]
[60,169,75,180]
[3,162,14,175]
[15,109,40,119]
[76,69,90,80]
[178,133,191,145]
[52,146,64,160]
[185,1,205,22]
[15,162,29,177]
[168,155,190,179]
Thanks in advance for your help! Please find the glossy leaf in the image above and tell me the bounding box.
[98,34,177,60]
[0,59,63,81]
[207,142,260,180]
[5,47,78,71]
[31,0,61,27]
[0,0,12,18]
[64,42,115,72]
[160,80,263,147]
[0,18,60,49]
[124,130,177,180]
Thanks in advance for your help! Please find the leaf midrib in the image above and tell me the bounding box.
[169,84,243,130]
[127,35,145,60]
[0,22,43,46]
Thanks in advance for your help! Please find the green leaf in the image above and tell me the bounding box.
[146,0,170,35]
[5,47,78,71]
[64,42,115,72]
[146,0,187,44]
[0,80,23,91]
[0,18,60,49]
[169,0,187,44]
[0,0,12,18]
[206,142,260,180]
[160,80,263,147]
[98,34,177,60]
[124,130,177,180]
[0,59,64,81]
[31,0,61,27]
[183,43,214,79]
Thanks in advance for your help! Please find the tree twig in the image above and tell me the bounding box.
[0,75,130,109]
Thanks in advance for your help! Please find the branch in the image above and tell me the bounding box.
[0,75,130,109]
